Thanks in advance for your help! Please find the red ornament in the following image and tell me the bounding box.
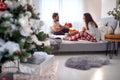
[2,78,8,80]
[27,4,33,12]
[0,2,7,11]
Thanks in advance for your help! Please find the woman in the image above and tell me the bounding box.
[68,13,100,42]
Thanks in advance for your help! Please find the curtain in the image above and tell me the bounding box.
[40,0,84,33]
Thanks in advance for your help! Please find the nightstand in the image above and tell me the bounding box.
[105,34,120,59]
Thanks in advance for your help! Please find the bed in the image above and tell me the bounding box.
[50,38,107,52]
[49,17,117,52]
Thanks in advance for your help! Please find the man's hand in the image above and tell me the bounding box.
[64,23,72,28]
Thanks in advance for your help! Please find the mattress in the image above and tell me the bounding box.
[57,40,108,52]
[49,34,108,52]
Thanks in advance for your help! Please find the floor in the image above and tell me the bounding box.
[55,52,120,80]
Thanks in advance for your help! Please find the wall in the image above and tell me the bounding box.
[32,0,118,19]
[101,0,117,18]
[83,0,102,21]
[82,0,118,19]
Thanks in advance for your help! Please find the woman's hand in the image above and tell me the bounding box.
[82,27,86,31]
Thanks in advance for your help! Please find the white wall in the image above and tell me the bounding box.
[101,0,117,18]
[83,0,102,21]
[32,0,118,19]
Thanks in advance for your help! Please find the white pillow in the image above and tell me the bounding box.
[99,26,108,41]
[97,22,108,28]
[95,29,101,41]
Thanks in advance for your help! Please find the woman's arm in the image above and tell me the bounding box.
[87,22,96,36]
[82,27,87,31]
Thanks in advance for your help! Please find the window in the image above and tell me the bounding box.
[40,0,84,33]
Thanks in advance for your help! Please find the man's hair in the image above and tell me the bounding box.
[52,13,58,19]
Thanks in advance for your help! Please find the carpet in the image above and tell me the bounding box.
[65,56,110,70]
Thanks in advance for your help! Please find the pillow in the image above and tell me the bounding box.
[97,22,108,28]
[99,26,108,41]
[95,29,101,41]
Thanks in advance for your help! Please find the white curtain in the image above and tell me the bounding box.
[39,0,85,33]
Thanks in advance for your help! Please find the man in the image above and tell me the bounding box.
[51,13,69,35]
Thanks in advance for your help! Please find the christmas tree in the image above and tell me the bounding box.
[0,0,51,73]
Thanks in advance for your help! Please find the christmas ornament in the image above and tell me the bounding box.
[4,0,13,9]
[2,11,13,19]
[1,77,8,80]
[0,0,7,11]
[10,24,18,31]
[25,11,32,18]
[20,27,33,37]
[27,4,33,12]
[18,17,27,28]
[0,21,11,28]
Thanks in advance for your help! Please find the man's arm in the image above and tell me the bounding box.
[52,24,65,32]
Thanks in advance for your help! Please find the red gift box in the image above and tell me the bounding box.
[66,23,72,28]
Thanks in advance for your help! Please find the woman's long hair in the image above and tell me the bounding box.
[84,13,98,30]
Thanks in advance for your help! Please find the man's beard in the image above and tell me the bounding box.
[56,19,59,22]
